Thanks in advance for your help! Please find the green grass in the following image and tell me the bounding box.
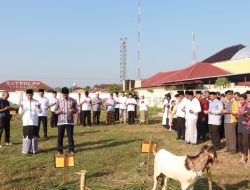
[0,112,249,190]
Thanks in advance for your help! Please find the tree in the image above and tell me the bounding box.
[108,85,122,93]
[93,84,101,89]
[214,77,231,89]
[84,86,91,91]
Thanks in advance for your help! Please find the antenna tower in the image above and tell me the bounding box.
[120,38,128,84]
[137,0,141,80]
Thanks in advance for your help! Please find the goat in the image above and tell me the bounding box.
[152,144,217,190]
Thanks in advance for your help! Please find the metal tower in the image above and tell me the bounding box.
[192,32,196,64]
[120,38,128,84]
[137,0,141,80]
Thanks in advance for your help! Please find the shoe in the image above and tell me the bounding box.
[0,145,2,148]
[69,151,74,155]
[57,152,63,156]
[6,142,13,146]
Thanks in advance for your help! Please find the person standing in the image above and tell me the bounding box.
[119,92,127,124]
[237,93,250,164]
[106,93,116,125]
[222,90,239,154]
[184,91,201,145]
[19,89,42,154]
[176,91,186,140]
[169,99,177,131]
[162,93,171,128]
[0,91,11,146]
[80,91,92,127]
[138,95,149,125]
[132,92,139,118]
[126,93,137,125]
[206,92,223,150]
[92,93,102,125]
[56,87,77,155]
[37,89,50,139]
[114,92,120,121]
[196,91,209,141]
[49,91,59,128]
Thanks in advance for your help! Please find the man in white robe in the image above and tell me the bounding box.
[184,91,201,144]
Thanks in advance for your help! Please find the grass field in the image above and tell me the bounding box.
[0,109,249,190]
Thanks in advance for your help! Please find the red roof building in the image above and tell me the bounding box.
[162,62,231,85]
[141,71,178,88]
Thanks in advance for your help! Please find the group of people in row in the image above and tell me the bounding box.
[162,90,250,165]
[0,88,150,155]
[77,91,149,126]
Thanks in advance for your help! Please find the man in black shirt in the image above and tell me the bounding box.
[0,91,11,147]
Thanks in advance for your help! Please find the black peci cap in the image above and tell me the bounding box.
[26,89,33,94]
[195,91,202,94]
[185,91,194,96]
[38,89,44,93]
[209,91,217,95]
[177,91,184,95]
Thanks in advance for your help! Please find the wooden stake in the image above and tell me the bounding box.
[64,154,67,183]
[207,168,212,190]
[76,170,87,190]
[146,141,152,176]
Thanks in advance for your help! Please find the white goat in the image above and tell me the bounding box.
[152,145,217,190]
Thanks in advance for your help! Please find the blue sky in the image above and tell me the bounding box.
[0,0,250,87]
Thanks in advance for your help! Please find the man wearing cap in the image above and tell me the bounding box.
[106,93,116,125]
[37,89,50,139]
[114,92,120,121]
[92,92,102,125]
[184,91,201,144]
[0,91,12,146]
[176,91,186,140]
[138,95,149,125]
[222,90,239,153]
[162,93,171,128]
[49,91,59,128]
[196,91,209,141]
[206,92,223,150]
[119,92,127,124]
[19,89,42,154]
[126,93,137,124]
[56,87,77,155]
[80,91,92,127]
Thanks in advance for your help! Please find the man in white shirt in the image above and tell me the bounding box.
[162,93,171,128]
[37,89,50,139]
[206,91,223,150]
[92,93,102,125]
[126,93,137,125]
[184,91,201,144]
[80,91,92,127]
[49,91,59,128]
[114,92,120,121]
[19,89,42,154]
[176,91,186,140]
[119,92,127,124]
[138,95,149,124]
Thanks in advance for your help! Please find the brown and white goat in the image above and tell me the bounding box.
[152,144,217,190]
